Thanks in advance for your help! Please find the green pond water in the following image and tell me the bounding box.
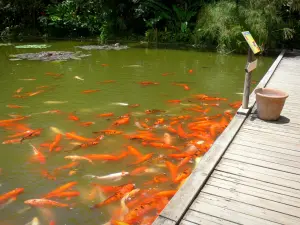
[0,41,274,225]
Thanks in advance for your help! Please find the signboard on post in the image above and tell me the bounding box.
[242,31,260,54]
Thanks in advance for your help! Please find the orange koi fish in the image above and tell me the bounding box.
[188,69,193,74]
[0,188,24,204]
[178,156,191,169]
[2,138,22,144]
[91,184,124,193]
[139,81,159,86]
[127,146,142,158]
[153,118,164,126]
[155,190,177,198]
[49,134,62,152]
[145,109,166,114]
[130,166,149,176]
[167,99,181,104]
[84,152,127,161]
[43,181,78,198]
[26,90,45,97]
[0,116,28,124]
[165,161,178,182]
[24,199,70,208]
[163,133,172,145]
[8,130,34,138]
[15,87,23,94]
[41,170,56,180]
[130,153,153,165]
[45,72,62,77]
[82,89,100,94]
[203,103,220,107]
[20,128,42,142]
[64,155,93,164]
[162,72,175,76]
[112,117,130,126]
[6,104,24,108]
[30,143,46,164]
[142,141,180,151]
[229,101,242,109]
[72,139,101,150]
[85,171,129,181]
[68,112,80,121]
[123,197,168,224]
[53,162,79,173]
[46,191,80,199]
[128,104,140,108]
[101,64,109,67]
[92,183,135,208]
[97,112,114,117]
[177,124,188,138]
[174,168,192,183]
[80,122,95,127]
[65,132,95,142]
[94,130,122,135]
[144,174,169,185]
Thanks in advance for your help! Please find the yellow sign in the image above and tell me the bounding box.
[242,31,260,54]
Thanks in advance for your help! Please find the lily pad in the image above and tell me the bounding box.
[15,44,51,49]
[10,51,90,61]
[76,44,129,51]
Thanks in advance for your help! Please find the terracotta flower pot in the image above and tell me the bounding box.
[255,88,288,121]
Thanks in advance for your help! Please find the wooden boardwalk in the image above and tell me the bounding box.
[154,50,300,225]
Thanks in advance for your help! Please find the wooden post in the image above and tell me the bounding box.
[242,47,254,109]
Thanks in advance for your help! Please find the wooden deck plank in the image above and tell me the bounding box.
[180,220,199,225]
[240,126,300,139]
[193,193,300,225]
[189,199,278,225]
[212,170,300,198]
[183,210,233,225]
[153,216,176,225]
[232,139,300,157]
[206,177,300,208]
[200,185,300,218]
[228,144,300,165]
[217,159,300,188]
[223,153,300,176]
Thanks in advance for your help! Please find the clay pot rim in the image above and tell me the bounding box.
[255,88,289,99]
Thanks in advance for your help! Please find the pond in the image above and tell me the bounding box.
[0,41,274,225]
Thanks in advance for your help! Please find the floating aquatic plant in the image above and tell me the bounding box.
[76,44,129,51]
[10,51,90,61]
[15,44,51,49]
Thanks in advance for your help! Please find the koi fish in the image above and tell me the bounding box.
[41,170,56,180]
[163,133,172,145]
[130,166,148,176]
[49,134,62,152]
[24,199,70,208]
[68,113,80,121]
[120,188,140,217]
[145,109,166,114]
[45,72,62,77]
[44,101,68,104]
[130,153,153,165]
[178,156,192,169]
[155,190,177,198]
[80,122,95,127]
[19,78,36,81]
[128,104,140,108]
[82,90,100,94]
[188,69,193,74]
[15,87,23,93]
[127,146,142,158]
[2,138,22,144]
[30,143,46,164]
[142,142,180,151]
[139,81,159,86]
[25,217,40,225]
[153,118,164,126]
[64,155,93,164]
[0,188,24,204]
[229,101,242,109]
[177,124,188,138]
[65,132,95,142]
[112,117,130,126]
[46,191,80,199]
[84,171,129,181]
[167,99,181,104]
[0,116,29,124]
[26,90,44,97]
[83,153,124,161]
[144,174,169,185]
[174,168,192,183]
[97,112,114,117]
[74,76,84,81]
[165,161,178,182]
[71,139,101,150]
[94,130,122,135]
[92,183,135,208]
[101,64,109,67]
[43,181,78,198]
[162,72,175,76]
[50,127,64,135]
[6,104,26,108]
[53,162,79,173]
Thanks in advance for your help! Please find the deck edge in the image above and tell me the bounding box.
[153,49,286,225]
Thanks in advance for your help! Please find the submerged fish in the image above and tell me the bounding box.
[111,102,129,106]
[84,171,129,181]
[74,76,84,81]
[24,199,70,208]
[44,101,68,104]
